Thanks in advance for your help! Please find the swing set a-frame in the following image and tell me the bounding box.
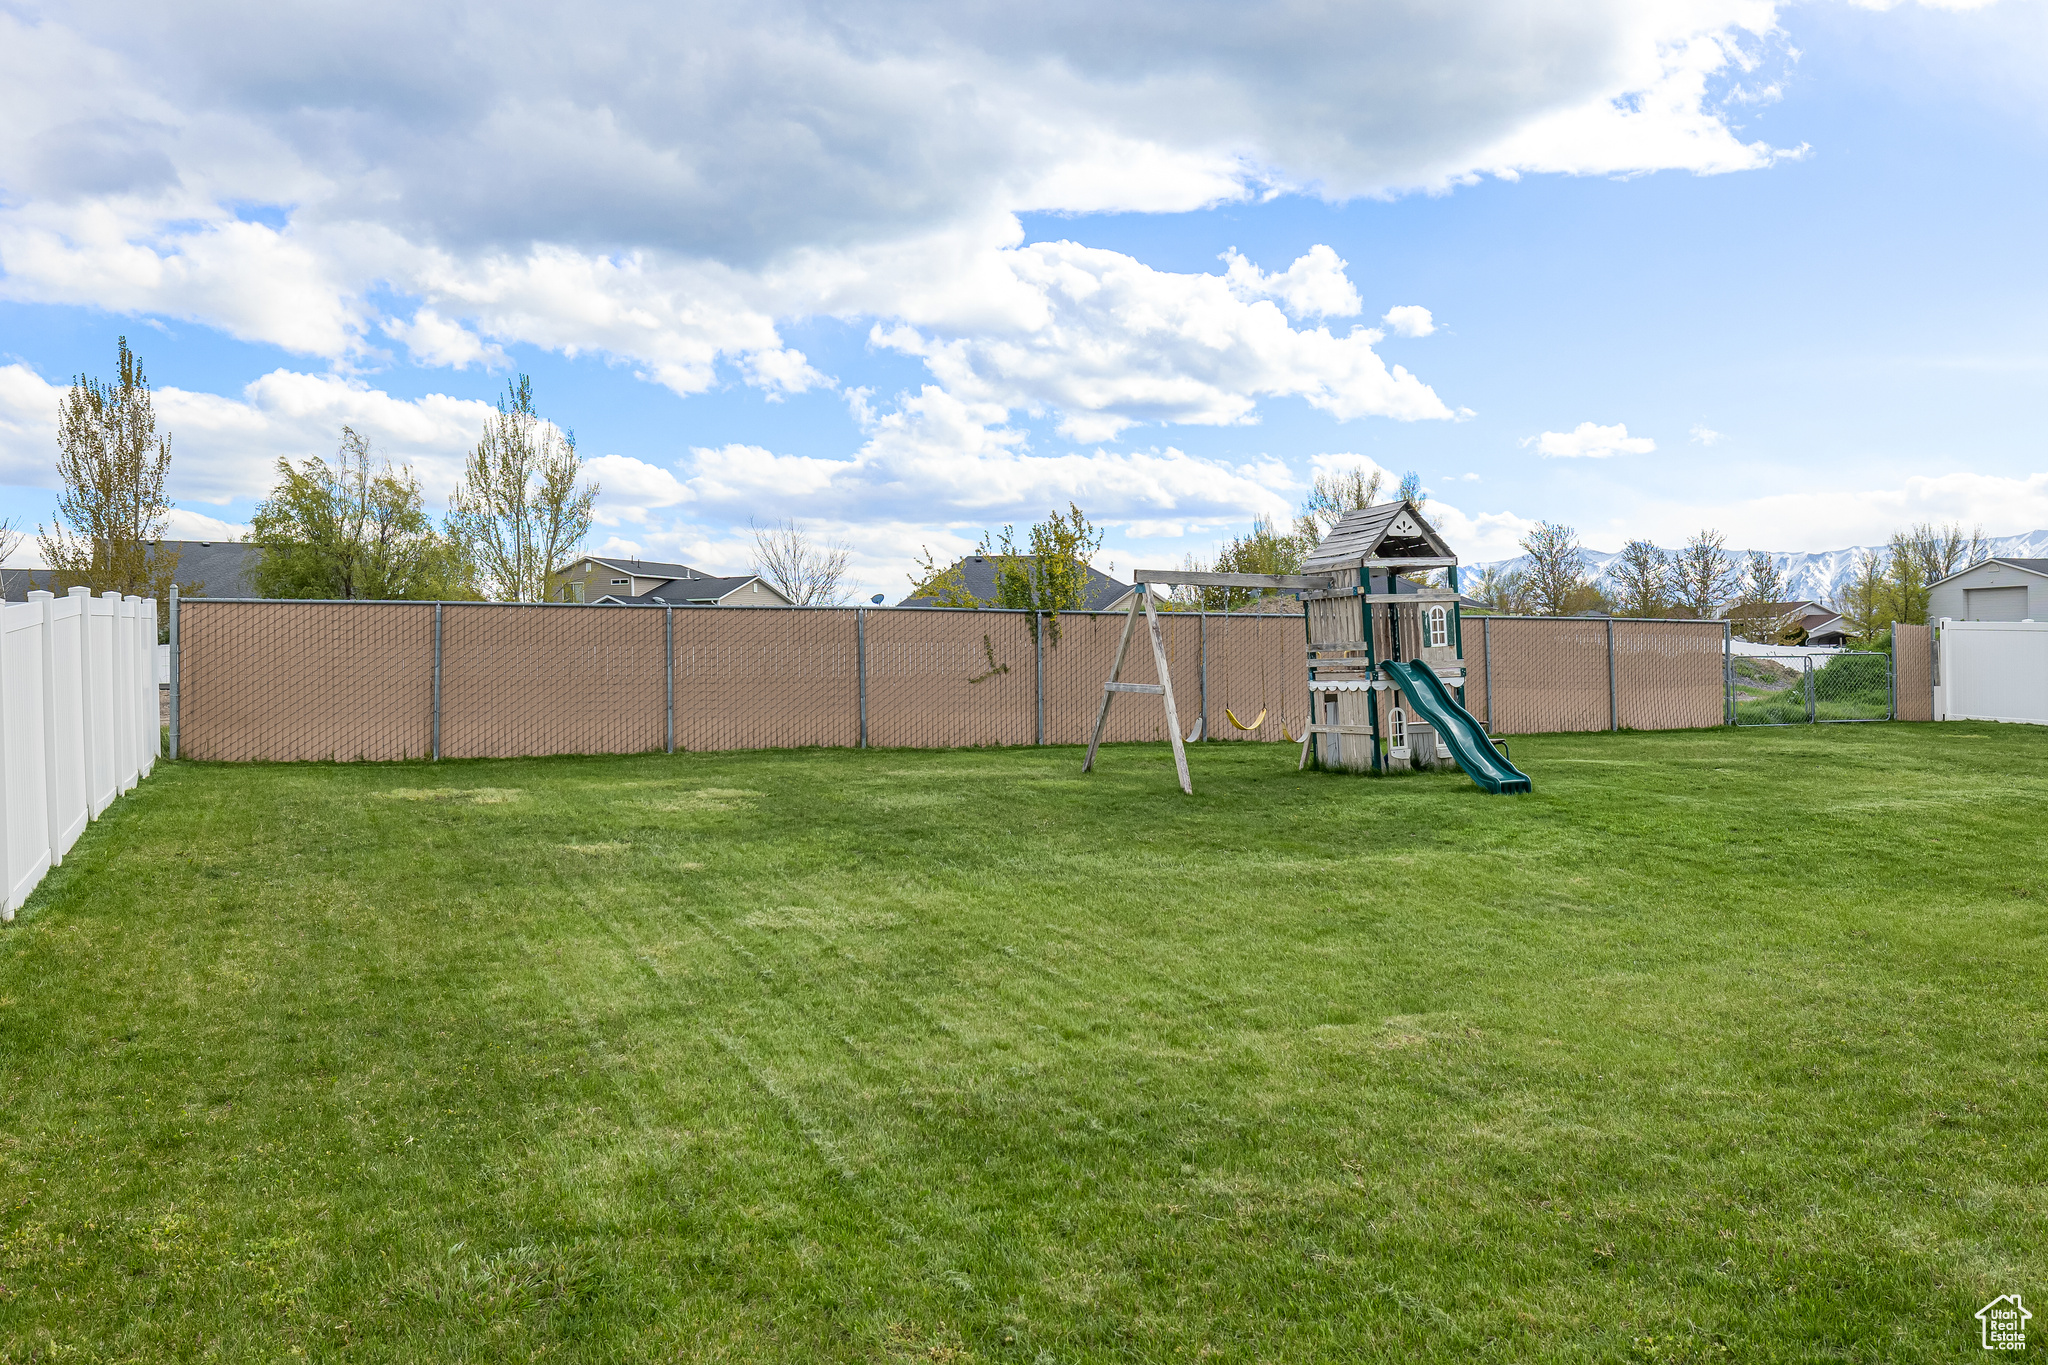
[1081,500,1532,796]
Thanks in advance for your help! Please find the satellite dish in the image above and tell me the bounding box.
[871,593,884,604]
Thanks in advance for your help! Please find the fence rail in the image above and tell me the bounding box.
[169,598,1770,763]
[0,589,161,915]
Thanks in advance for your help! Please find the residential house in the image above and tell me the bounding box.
[552,555,793,607]
[1928,558,2048,622]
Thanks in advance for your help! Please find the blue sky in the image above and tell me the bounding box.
[1,0,2043,601]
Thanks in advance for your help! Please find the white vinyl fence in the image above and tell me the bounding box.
[1936,618,2048,726]
[0,589,161,917]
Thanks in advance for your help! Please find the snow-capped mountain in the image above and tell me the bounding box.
[1470,529,2048,606]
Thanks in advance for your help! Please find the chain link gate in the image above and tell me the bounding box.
[1732,649,1892,725]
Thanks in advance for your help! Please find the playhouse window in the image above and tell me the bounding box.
[1427,605,1449,648]
[1390,707,1407,748]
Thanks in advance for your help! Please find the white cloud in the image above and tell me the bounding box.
[1607,470,2048,556]
[1528,421,1658,458]
[0,0,1804,430]
[1690,423,1725,445]
[874,243,1452,442]
[0,361,495,507]
[1845,0,1997,10]
[1223,246,1363,319]
[1381,306,1437,338]
[383,309,507,370]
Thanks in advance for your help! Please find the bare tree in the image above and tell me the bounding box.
[0,516,23,599]
[1295,464,1385,545]
[1397,470,1427,509]
[750,518,853,605]
[1898,521,1984,584]
[1610,539,1670,617]
[1728,550,1791,642]
[1670,529,1738,619]
[38,336,181,599]
[1470,563,1528,615]
[1518,521,1592,616]
[446,376,596,601]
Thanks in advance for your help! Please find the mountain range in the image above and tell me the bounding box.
[1469,529,2048,606]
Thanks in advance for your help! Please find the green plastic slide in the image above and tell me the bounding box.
[1379,660,1533,795]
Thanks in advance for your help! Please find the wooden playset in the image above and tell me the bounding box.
[1083,500,1531,795]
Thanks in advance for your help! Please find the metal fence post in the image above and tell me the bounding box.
[857,607,869,749]
[1482,616,1493,732]
[1606,617,1617,732]
[665,604,675,754]
[1805,655,1816,723]
[1723,621,1733,725]
[1888,620,1898,720]
[1035,611,1046,745]
[167,584,180,759]
[431,602,443,761]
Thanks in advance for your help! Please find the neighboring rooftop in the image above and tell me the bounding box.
[898,556,1129,610]
[564,554,726,581]
[2,539,257,602]
[1930,556,2048,586]
[597,575,790,606]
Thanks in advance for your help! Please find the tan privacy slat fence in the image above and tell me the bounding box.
[173,601,1757,762]
[1894,623,1934,722]
[673,606,860,752]
[179,602,436,762]
[1615,621,1729,731]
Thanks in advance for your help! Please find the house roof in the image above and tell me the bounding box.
[1929,556,2048,587]
[569,554,722,581]
[898,556,1129,610]
[1300,501,1454,574]
[597,574,784,605]
[3,539,257,602]
[1737,599,1824,617]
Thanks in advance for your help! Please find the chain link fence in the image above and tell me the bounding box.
[1732,649,1892,726]
[171,599,1796,762]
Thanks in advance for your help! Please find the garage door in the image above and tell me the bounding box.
[1965,586,2029,621]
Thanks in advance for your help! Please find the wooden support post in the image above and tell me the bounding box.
[1363,564,1382,773]
[1082,593,1144,773]
[1144,589,1193,794]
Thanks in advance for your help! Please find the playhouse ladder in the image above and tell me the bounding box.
[1082,587,1193,794]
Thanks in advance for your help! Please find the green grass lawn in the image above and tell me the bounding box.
[2,725,2044,1362]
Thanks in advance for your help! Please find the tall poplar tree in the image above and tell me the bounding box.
[446,376,597,601]
[39,337,182,598]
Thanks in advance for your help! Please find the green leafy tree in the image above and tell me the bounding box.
[1610,539,1670,617]
[1833,548,1890,642]
[1670,528,1738,619]
[911,504,1105,642]
[446,376,597,601]
[250,427,474,600]
[38,336,182,599]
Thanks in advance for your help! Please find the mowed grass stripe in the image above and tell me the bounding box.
[0,724,2041,1360]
